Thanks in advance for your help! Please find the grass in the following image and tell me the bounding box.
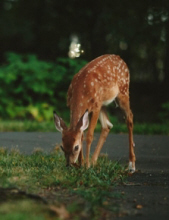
[0,120,169,134]
[0,147,127,220]
[0,200,47,220]
[0,121,55,132]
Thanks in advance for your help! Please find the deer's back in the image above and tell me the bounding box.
[67,54,130,113]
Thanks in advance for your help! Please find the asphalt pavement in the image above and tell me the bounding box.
[0,132,169,219]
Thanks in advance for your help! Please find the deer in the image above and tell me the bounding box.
[53,54,136,173]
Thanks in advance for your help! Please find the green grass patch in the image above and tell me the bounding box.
[0,147,127,220]
[0,120,55,132]
[0,199,47,220]
[0,120,169,135]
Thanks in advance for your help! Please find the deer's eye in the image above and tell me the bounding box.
[74,145,79,151]
[60,145,64,152]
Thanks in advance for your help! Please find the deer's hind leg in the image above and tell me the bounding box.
[116,93,136,173]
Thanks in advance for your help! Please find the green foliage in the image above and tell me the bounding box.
[159,102,169,123]
[134,122,169,135]
[0,120,169,134]
[0,52,87,121]
[0,120,56,132]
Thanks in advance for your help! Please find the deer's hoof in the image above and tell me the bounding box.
[128,161,135,173]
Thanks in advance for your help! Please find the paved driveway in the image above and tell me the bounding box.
[0,132,169,171]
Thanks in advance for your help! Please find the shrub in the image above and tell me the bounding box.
[158,102,169,123]
[0,52,87,121]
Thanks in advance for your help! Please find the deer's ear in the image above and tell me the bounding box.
[53,111,67,133]
[77,110,89,132]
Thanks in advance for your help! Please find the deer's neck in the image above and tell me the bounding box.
[69,101,87,129]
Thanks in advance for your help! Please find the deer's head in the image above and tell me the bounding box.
[53,111,89,167]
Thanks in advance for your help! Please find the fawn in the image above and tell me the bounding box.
[54,54,136,173]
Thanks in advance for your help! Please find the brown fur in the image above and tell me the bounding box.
[54,54,136,172]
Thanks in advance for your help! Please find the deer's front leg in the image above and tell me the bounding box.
[78,148,84,166]
[78,133,84,166]
[86,111,100,168]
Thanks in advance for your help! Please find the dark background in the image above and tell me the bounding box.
[0,0,169,123]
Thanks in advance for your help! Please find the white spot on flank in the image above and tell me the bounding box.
[80,103,83,107]
[91,82,94,86]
